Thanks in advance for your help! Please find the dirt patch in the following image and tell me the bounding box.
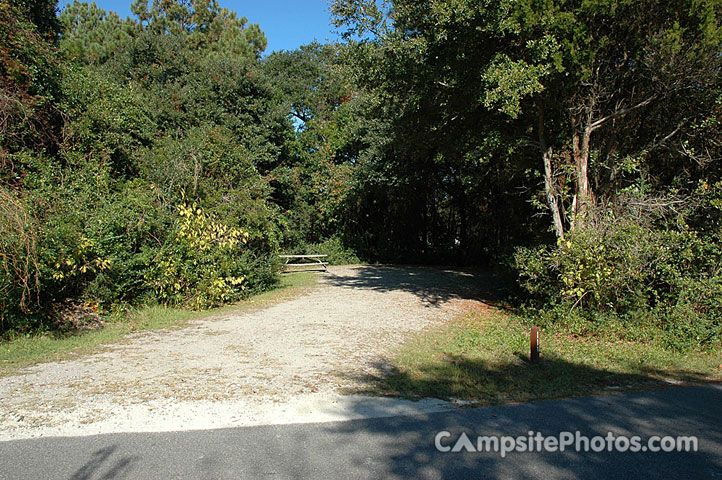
[0,265,493,440]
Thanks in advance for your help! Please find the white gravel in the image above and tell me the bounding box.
[0,265,487,440]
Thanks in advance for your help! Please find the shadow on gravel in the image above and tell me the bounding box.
[323,265,507,308]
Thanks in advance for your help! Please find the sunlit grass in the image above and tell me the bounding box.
[364,311,722,404]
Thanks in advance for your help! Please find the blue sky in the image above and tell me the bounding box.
[59,0,339,54]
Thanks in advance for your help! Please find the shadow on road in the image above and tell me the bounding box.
[319,383,722,479]
[70,445,138,480]
[3,385,721,479]
[313,265,722,477]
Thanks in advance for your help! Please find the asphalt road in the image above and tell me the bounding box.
[2,384,721,479]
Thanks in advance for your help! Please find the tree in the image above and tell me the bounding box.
[519,0,722,236]
[332,0,551,261]
[264,42,367,245]
[0,0,61,180]
[264,42,352,125]
[0,0,292,330]
[332,0,722,244]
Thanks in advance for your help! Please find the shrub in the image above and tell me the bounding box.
[0,187,40,330]
[291,235,360,265]
[513,195,722,350]
[143,202,252,309]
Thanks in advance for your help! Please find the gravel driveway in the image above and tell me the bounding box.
[0,265,491,440]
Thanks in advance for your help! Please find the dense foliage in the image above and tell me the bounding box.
[1,0,721,349]
[1,0,286,332]
[330,0,722,348]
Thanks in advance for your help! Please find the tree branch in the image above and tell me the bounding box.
[589,95,657,132]
[649,121,684,150]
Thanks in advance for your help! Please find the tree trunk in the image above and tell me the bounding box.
[538,109,564,239]
[457,191,467,264]
[568,94,654,229]
[571,114,593,228]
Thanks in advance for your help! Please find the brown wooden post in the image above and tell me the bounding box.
[530,327,540,362]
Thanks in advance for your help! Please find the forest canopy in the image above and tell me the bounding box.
[1,0,721,350]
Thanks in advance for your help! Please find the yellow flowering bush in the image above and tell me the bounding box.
[145,203,250,309]
[49,237,112,282]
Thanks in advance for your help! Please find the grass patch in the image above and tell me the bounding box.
[0,272,317,377]
[364,310,722,404]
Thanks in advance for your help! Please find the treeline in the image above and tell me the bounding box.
[330,0,722,349]
[1,0,312,331]
[2,0,721,349]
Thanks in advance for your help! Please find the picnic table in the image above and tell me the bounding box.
[279,254,328,272]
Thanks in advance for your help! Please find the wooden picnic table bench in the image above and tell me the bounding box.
[279,254,328,272]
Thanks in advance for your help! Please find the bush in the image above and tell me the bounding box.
[1,154,283,334]
[0,187,40,330]
[144,202,253,309]
[513,196,722,350]
[290,235,360,265]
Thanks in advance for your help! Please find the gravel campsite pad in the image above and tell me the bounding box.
[0,266,492,440]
